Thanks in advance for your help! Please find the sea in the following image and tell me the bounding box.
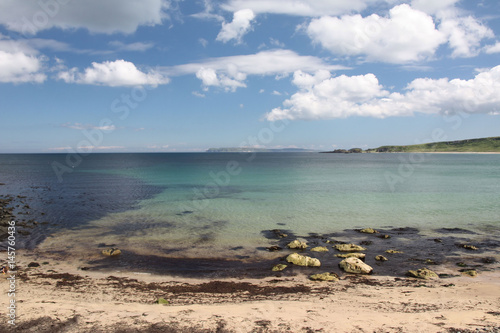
[0,152,499,276]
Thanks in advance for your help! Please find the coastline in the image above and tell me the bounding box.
[1,249,499,332]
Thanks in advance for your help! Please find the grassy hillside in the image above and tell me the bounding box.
[368,136,500,153]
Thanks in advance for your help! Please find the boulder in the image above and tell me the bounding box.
[359,228,379,234]
[287,240,307,250]
[286,253,321,267]
[272,264,287,272]
[102,248,121,256]
[406,268,439,279]
[461,269,478,277]
[375,255,388,261]
[339,257,373,274]
[461,244,478,251]
[335,244,366,252]
[310,246,329,252]
[335,253,366,259]
[309,272,339,282]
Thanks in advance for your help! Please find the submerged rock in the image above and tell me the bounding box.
[335,253,366,259]
[272,264,288,272]
[102,248,121,256]
[406,268,438,280]
[310,246,329,252]
[309,272,339,282]
[266,246,283,252]
[461,244,478,251]
[287,240,307,250]
[339,257,373,274]
[375,255,388,261]
[385,249,403,254]
[334,244,366,252]
[359,228,379,234]
[271,229,288,238]
[286,253,321,267]
[378,234,391,239]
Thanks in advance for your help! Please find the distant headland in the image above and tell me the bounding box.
[206,148,318,153]
[321,136,500,154]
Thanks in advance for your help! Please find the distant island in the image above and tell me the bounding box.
[206,147,318,153]
[322,136,500,153]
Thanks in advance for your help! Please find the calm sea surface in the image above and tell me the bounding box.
[1,153,499,266]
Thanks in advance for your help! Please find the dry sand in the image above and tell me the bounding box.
[1,250,499,333]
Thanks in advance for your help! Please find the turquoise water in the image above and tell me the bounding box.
[1,153,499,261]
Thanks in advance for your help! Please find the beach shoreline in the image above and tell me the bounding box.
[1,249,499,333]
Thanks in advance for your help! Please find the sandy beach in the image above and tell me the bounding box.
[1,248,499,333]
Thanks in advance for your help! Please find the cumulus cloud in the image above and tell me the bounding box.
[307,4,445,64]
[410,0,458,15]
[167,49,347,92]
[485,42,500,54]
[216,9,255,43]
[0,36,46,83]
[265,66,500,120]
[438,14,494,58]
[0,0,170,34]
[221,0,378,16]
[57,59,169,87]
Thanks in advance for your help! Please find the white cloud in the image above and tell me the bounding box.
[221,0,379,16]
[410,0,458,15]
[167,49,347,92]
[199,38,209,47]
[192,91,206,98]
[216,9,255,43]
[109,41,155,52]
[438,14,494,58]
[306,4,445,64]
[62,123,116,131]
[58,60,169,87]
[485,42,500,54]
[265,66,500,120]
[0,36,46,83]
[0,0,170,34]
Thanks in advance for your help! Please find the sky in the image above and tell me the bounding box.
[1,0,500,153]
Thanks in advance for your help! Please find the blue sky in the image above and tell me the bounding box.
[1,0,500,153]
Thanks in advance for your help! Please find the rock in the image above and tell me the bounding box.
[425,259,438,265]
[456,262,467,267]
[406,268,439,280]
[102,248,121,256]
[27,262,40,268]
[359,228,379,234]
[375,255,388,261]
[286,253,321,267]
[271,229,288,238]
[310,246,329,252]
[156,298,169,305]
[309,272,339,282]
[360,240,373,246]
[335,253,366,259]
[461,244,478,250]
[266,246,282,252]
[461,269,478,277]
[481,257,497,264]
[334,244,366,252]
[378,234,391,239]
[272,264,287,272]
[339,257,373,274]
[287,240,307,250]
[385,249,403,254]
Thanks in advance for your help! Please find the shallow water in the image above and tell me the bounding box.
[1,152,499,272]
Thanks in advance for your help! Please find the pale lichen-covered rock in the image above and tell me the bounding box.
[102,248,121,256]
[375,255,388,261]
[406,268,439,279]
[359,228,379,234]
[286,253,321,267]
[461,269,478,277]
[287,239,307,250]
[335,253,366,259]
[335,243,366,252]
[385,249,403,254]
[309,272,339,282]
[310,246,329,252]
[339,257,373,274]
[272,264,288,272]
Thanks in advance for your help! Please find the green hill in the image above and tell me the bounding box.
[367,136,500,153]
